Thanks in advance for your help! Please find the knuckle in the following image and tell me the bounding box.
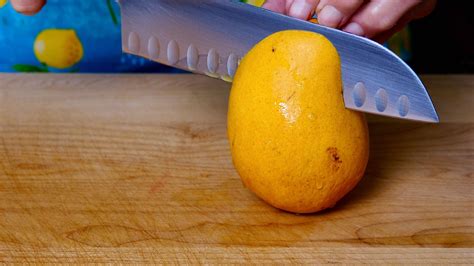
[364,10,395,32]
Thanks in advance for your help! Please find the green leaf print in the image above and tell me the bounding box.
[12,64,49,73]
[107,0,119,26]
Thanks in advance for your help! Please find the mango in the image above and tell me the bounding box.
[227,30,369,213]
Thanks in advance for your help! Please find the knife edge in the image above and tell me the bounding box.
[120,0,439,123]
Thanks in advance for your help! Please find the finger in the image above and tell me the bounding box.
[288,0,320,20]
[343,0,422,38]
[316,0,365,28]
[263,0,293,14]
[10,0,46,15]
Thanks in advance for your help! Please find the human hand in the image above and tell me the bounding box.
[10,0,46,15]
[262,0,436,42]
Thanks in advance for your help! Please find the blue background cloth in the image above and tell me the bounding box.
[0,0,182,73]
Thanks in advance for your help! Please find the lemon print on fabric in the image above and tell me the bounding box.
[241,0,265,7]
[0,0,7,8]
[34,29,83,69]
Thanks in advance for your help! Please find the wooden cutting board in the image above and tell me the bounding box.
[0,74,472,263]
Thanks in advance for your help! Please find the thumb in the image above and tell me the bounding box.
[10,0,46,15]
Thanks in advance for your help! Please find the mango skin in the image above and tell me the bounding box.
[227,30,369,214]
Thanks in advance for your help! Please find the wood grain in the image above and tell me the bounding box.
[0,74,473,263]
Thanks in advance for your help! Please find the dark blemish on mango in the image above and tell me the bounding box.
[287,91,296,101]
[327,147,341,163]
[272,47,276,53]
[327,147,342,171]
[271,146,282,155]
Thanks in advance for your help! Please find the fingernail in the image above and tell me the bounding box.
[289,0,315,19]
[343,22,365,36]
[318,5,343,28]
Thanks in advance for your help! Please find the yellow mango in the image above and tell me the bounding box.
[228,30,369,213]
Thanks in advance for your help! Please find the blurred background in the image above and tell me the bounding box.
[408,1,473,73]
[0,0,472,74]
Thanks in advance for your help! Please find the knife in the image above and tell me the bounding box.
[119,0,439,123]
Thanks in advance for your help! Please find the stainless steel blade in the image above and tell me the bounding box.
[119,0,439,122]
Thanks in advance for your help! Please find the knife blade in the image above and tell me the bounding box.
[119,0,439,123]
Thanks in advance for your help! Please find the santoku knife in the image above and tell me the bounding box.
[119,0,439,123]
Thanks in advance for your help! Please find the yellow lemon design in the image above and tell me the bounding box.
[34,29,83,69]
[0,0,8,8]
